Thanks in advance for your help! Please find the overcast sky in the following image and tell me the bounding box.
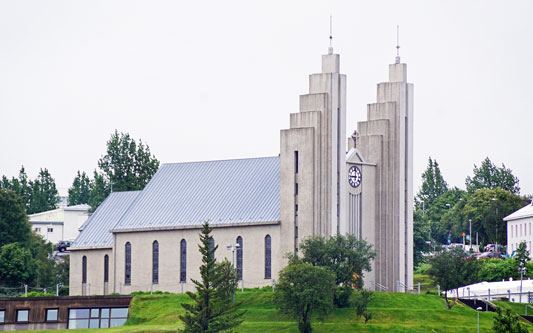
[1,0,531,198]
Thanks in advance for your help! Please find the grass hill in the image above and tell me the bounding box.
[28,290,518,332]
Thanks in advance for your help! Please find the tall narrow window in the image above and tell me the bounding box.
[125,242,131,285]
[294,151,299,173]
[104,255,109,283]
[152,241,159,284]
[180,239,187,282]
[295,183,298,195]
[236,236,243,280]
[265,235,271,279]
[82,256,87,284]
[209,237,215,259]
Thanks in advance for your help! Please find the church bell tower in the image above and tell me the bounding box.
[279,47,347,257]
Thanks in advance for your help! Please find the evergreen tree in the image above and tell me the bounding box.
[179,222,245,332]
[493,307,528,333]
[68,171,91,205]
[514,241,530,265]
[466,157,520,194]
[1,166,31,210]
[27,168,59,214]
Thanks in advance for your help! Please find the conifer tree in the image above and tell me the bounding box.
[68,171,91,205]
[180,222,245,332]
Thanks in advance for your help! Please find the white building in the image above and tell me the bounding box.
[450,278,533,303]
[505,201,533,254]
[29,204,90,244]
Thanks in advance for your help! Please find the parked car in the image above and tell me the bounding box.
[56,240,72,252]
[476,251,503,260]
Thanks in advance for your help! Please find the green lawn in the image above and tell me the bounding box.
[23,290,520,332]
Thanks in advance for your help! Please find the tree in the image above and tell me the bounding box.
[461,188,529,246]
[0,189,31,248]
[353,289,373,324]
[273,262,336,333]
[27,168,59,214]
[415,157,449,210]
[68,171,91,205]
[298,234,375,307]
[98,130,159,192]
[87,171,110,212]
[493,307,528,333]
[466,157,520,194]
[514,241,530,265]
[0,243,38,286]
[428,247,479,308]
[179,222,245,332]
[1,166,31,209]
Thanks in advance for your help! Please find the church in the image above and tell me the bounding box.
[69,46,414,295]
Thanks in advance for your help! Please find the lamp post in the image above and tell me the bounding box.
[519,262,527,303]
[226,243,240,304]
[491,197,498,252]
[469,219,472,251]
[476,307,482,333]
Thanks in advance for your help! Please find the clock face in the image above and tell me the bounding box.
[348,166,362,188]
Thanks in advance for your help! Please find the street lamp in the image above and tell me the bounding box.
[519,262,527,303]
[469,219,472,251]
[476,307,482,333]
[226,243,240,304]
[491,197,498,252]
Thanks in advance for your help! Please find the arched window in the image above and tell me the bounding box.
[236,236,243,280]
[209,237,215,259]
[265,235,271,279]
[180,239,187,282]
[104,255,109,283]
[125,242,131,285]
[82,256,87,284]
[152,241,159,284]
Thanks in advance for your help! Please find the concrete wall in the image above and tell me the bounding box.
[111,224,281,294]
[70,248,113,296]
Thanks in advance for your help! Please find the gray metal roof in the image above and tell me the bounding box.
[71,191,141,249]
[112,156,280,231]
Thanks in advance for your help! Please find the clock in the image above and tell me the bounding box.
[348,166,362,188]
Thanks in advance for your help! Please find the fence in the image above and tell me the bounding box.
[0,284,69,297]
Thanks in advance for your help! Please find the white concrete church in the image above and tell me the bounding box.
[69,46,414,295]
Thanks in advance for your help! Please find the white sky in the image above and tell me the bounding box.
[1,0,531,197]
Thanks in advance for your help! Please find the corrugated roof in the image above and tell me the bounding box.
[71,191,141,248]
[112,156,280,231]
[504,201,533,221]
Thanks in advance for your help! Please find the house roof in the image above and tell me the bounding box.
[111,156,280,232]
[71,191,141,249]
[504,201,533,222]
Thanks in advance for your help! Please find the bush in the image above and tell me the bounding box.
[24,291,55,297]
[415,263,432,275]
[334,286,352,308]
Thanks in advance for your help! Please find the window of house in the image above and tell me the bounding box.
[68,307,128,329]
[125,242,131,285]
[17,309,29,322]
[47,227,53,233]
[46,309,58,321]
[104,255,109,283]
[180,239,187,282]
[265,235,271,279]
[294,151,299,173]
[0,310,5,323]
[82,256,87,284]
[236,236,243,280]
[295,183,298,195]
[295,204,298,216]
[521,224,523,237]
[34,227,41,232]
[152,241,159,284]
